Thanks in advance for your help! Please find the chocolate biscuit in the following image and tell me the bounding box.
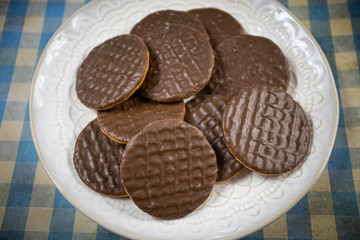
[76,34,149,110]
[139,24,214,102]
[97,95,186,143]
[121,119,217,219]
[185,94,244,181]
[209,35,290,99]
[131,9,207,39]
[222,85,311,175]
[188,8,245,47]
[73,119,127,197]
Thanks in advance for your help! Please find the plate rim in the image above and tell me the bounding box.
[29,0,340,239]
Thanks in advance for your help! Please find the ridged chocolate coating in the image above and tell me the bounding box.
[185,94,244,181]
[121,119,217,219]
[131,9,207,39]
[139,24,214,102]
[76,34,149,110]
[188,8,245,47]
[210,35,290,99]
[222,85,311,175]
[73,119,127,197]
[97,95,186,143]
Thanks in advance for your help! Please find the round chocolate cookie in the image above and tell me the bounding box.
[185,94,244,181]
[131,9,207,39]
[139,24,214,102]
[188,8,245,47]
[209,35,290,99]
[76,34,149,110]
[222,85,311,175]
[73,119,127,197]
[97,95,186,144]
[121,119,217,219]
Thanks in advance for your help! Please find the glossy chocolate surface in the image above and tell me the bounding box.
[185,94,244,181]
[131,9,207,39]
[189,8,244,47]
[97,95,185,143]
[209,35,290,99]
[139,24,214,102]
[222,85,311,175]
[73,119,127,196]
[121,119,217,219]
[76,34,149,110]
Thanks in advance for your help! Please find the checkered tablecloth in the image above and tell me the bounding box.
[0,0,359,239]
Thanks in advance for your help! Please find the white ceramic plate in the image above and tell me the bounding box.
[30,0,339,239]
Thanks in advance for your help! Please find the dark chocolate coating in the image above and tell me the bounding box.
[188,8,244,47]
[222,85,311,175]
[97,95,186,143]
[209,35,290,99]
[73,119,127,196]
[185,94,244,181]
[76,34,149,110]
[121,119,217,219]
[139,24,214,102]
[131,9,207,39]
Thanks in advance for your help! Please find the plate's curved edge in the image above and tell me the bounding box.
[229,0,340,238]
[29,1,148,240]
[29,0,340,239]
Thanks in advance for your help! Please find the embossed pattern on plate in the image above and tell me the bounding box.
[30,0,339,239]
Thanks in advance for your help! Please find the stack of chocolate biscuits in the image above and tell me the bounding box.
[73,8,311,220]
